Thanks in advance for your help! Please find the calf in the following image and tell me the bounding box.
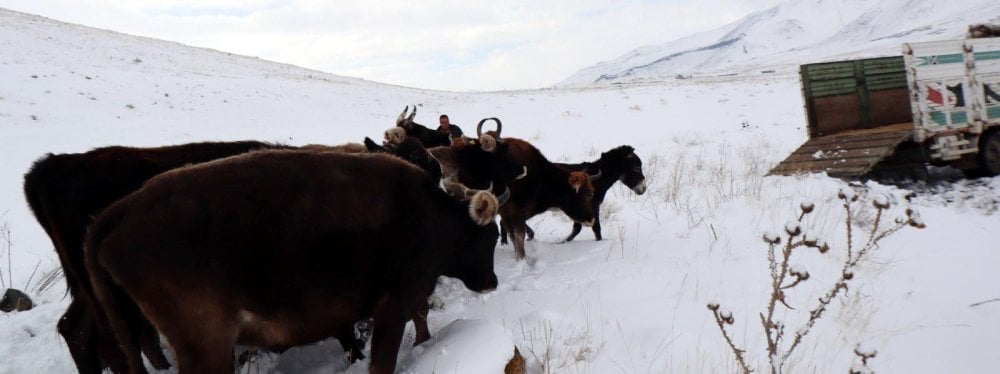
[23,140,287,373]
[85,151,501,374]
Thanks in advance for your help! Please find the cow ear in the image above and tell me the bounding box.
[568,172,587,193]
[468,191,498,226]
[478,134,497,153]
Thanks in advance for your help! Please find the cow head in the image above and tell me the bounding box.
[453,117,526,189]
[559,171,598,226]
[444,191,500,292]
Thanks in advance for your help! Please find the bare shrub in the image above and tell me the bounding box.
[708,190,925,374]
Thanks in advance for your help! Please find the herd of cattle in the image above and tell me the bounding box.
[22,106,647,373]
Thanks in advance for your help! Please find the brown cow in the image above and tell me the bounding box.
[85,151,501,374]
[507,145,648,243]
[23,140,289,373]
[497,138,597,259]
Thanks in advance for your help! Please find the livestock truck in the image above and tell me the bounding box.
[769,36,1000,179]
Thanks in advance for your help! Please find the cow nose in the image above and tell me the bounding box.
[478,275,499,294]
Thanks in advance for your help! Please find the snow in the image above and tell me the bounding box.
[854,342,878,357]
[397,320,514,374]
[2,5,1000,374]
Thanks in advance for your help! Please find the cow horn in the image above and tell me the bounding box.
[439,178,494,202]
[515,166,527,180]
[408,105,418,121]
[397,106,409,126]
[477,117,502,138]
[495,184,511,207]
[588,170,602,182]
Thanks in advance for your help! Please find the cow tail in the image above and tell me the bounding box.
[84,211,146,373]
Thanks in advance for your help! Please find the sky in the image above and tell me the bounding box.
[0,0,787,91]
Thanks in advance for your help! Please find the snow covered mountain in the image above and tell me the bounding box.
[560,0,1000,86]
[2,6,999,374]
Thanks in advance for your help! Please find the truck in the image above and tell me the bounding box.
[768,35,1000,179]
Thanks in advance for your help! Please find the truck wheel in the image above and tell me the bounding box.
[975,131,1000,177]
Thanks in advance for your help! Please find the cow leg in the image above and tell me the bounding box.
[412,302,431,346]
[138,317,171,369]
[369,298,408,374]
[58,299,104,374]
[564,223,583,243]
[334,323,366,362]
[525,226,535,241]
[499,219,509,245]
[591,207,603,241]
[511,219,528,260]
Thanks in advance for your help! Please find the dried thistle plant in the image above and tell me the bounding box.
[708,189,925,374]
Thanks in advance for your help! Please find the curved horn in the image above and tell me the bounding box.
[439,179,494,202]
[477,117,502,138]
[496,185,511,207]
[588,170,602,182]
[515,166,528,180]
[408,105,417,121]
[397,106,409,126]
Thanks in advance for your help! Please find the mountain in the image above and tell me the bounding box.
[560,0,1000,86]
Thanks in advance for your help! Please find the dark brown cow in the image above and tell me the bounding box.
[497,138,597,259]
[366,119,526,202]
[85,151,501,374]
[395,106,452,148]
[23,140,288,373]
[509,145,647,243]
[362,123,524,346]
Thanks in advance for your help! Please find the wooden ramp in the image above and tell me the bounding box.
[768,123,915,178]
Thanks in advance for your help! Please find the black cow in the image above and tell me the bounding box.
[23,141,288,373]
[395,106,453,148]
[84,151,501,374]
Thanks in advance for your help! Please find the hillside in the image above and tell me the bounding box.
[561,0,1000,86]
[1,7,999,374]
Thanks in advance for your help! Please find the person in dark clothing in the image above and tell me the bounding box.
[438,114,464,139]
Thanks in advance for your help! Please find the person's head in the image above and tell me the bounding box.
[439,114,450,128]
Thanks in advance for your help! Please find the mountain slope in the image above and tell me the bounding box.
[2,7,999,374]
[561,0,1000,86]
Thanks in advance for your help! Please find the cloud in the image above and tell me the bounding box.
[0,0,786,91]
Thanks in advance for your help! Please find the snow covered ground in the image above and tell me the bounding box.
[2,7,999,374]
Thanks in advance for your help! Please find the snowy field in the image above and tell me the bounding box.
[2,8,999,374]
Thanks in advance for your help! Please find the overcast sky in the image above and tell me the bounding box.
[2,1,785,91]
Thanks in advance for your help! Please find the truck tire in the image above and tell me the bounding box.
[975,131,1000,177]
